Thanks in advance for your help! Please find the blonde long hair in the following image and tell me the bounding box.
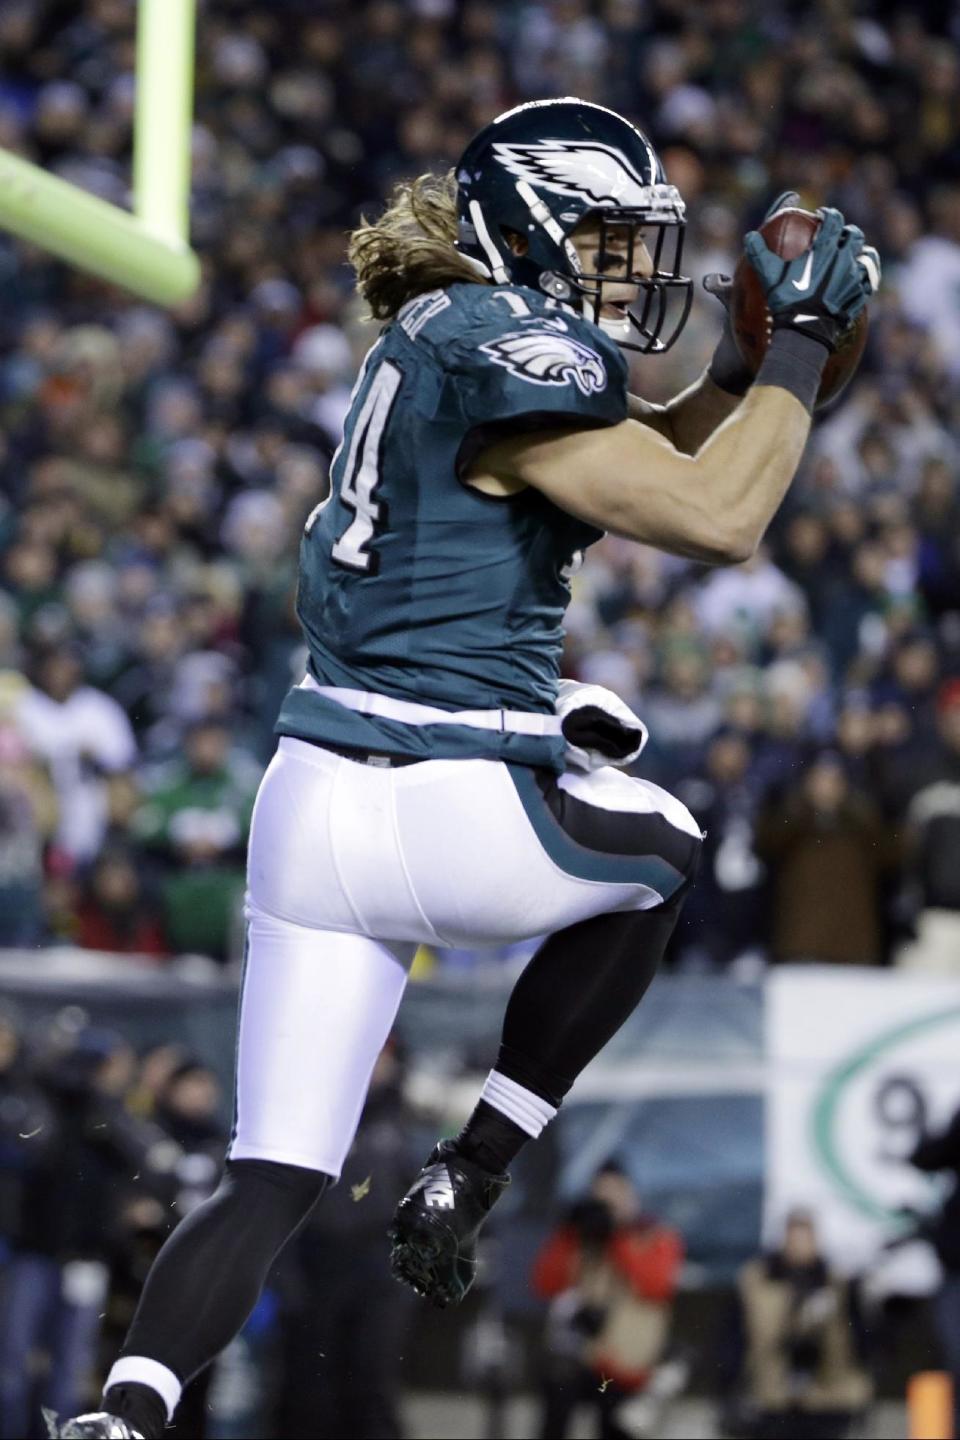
[348,170,489,320]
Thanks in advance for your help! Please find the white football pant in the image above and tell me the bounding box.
[229,736,700,1175]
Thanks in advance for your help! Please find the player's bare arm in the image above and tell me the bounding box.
[472,200,879,564]
[626,374,741,454]
[471,383,807,565]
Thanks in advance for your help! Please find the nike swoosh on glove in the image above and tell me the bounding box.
[555,679,648,772]
[744,206,881,351]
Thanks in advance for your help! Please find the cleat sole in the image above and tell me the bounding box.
[388,1214,477,1308]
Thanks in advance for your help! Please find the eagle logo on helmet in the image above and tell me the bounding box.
[491,140,656,207]
[479,328,607,396]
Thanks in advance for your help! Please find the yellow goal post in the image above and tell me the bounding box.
[0,0,200,306]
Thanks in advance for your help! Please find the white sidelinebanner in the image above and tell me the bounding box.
[765,965,960,1292]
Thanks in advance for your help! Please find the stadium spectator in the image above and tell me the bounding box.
[0,716,56,945]
[125,1042,189,1122]
[133,716,259,963]
[754,751,899,964]
[674,726,767,970]
[895,678,960,972]
[74,843,168,958]
[722,1208,872,1440]
[643,642,723,791]
[17,642,137,865]
[897,183,960,380]
[153,1057,225,1199]
[108,597,187,747]
[692,546,807,656]
[531,1161,683,1440]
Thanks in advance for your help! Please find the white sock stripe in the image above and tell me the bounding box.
[481,1070,558,1139]
[105,1357,182,1423]
[483,1071,557,1136]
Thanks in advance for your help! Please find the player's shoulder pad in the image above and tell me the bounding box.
[440,282,628,398]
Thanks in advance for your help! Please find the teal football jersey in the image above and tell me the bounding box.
[275,281,629,768]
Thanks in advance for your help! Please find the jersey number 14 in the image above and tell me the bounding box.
[324,359,402,573]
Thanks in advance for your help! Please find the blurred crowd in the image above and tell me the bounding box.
[7,994,952,1440]
[0,1002,229,1435]
[0,1001,424,1438]
[0,0,957,971]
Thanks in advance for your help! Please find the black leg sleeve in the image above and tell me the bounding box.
[454,900,687,1175]
[497,898,685,1105]
[117,1158,329,1386]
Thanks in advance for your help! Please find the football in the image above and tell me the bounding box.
[731,207,868,408]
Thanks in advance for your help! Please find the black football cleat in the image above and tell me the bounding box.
[44,1412,143,1439]
[388,1139,509,1307]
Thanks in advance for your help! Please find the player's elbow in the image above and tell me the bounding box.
[713,525,758,566]
[618,516,754,566]
[672,477,759,565]
[684,516,757,567]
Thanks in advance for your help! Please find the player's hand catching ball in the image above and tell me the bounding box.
[743,206,881,352]
[702,191,802,314]
[703,191,801,396]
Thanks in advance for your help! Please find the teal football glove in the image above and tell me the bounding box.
[744,207,881,352]
[704,191,802,393]
[703,192,802,313]
[762,190,801,223]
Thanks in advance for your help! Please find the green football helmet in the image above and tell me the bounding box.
[455,97,692,354]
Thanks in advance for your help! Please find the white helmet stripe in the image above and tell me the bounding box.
[468,199,509,285]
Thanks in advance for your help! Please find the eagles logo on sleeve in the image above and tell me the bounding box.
[479,327,608,396]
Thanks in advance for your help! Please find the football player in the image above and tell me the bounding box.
[57,98,878,1438]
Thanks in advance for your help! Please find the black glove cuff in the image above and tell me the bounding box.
[771,310,839,352]
[707,322,753,396]
[755,329,829,415]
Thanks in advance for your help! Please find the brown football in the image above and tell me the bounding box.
[731,207,868,408]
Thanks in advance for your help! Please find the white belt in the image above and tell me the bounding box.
[299,674,563,737]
